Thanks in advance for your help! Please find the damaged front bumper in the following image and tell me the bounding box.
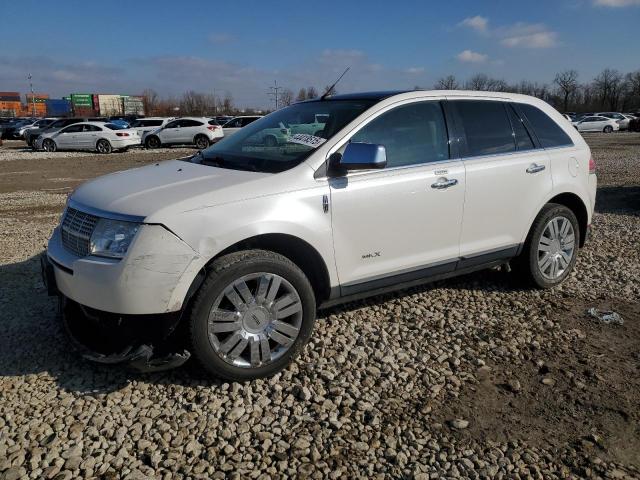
[42,253,191,372]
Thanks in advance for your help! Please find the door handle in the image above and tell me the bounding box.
[431,178,458,190]
[526,163,546,174]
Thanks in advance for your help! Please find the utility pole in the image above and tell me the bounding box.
[27,74,35,116]
[267,80,281,110]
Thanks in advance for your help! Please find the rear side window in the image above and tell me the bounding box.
[506,105,535,151]
[351,101,449,168]
[452,100,515,157]
[181,119,203,127]
[518,103,573,148]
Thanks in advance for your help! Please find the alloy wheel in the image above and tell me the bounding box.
[207,272,303,368]
[537,216,576,280]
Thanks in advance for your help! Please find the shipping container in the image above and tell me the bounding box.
[122,95,145,115]
[45,99,72,117]
[73,106,97,117]
[0,101,21,112]
[0,95,21,102]
[26,93,49,103]
[96,94,123,116]
[70,93,93,107]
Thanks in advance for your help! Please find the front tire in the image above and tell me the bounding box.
[603,125,613,133]
[42,139,57,152]
[145,136,161,149]
[188,250,316,381]
[517,204,580,289]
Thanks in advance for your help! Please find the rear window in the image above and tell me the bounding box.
[518,103,573,148]
[506,105,535,151]
[452,100,515,157]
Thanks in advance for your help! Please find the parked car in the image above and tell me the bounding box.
[34,122,140,154]
[142,117,223,149]
[214,115,233,125]
[629,115,640,132]
[25,117,106,147]
[42,90,596,380]
[16,118,56,139]
[595,112,630,130]
[1,119,35,139]
[222,116,263,137]
[129,117,175,138]
[572,115,619,133]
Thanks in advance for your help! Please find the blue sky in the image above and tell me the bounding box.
[1,0,639,107]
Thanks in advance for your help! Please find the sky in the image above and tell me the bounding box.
[1,0,639,108]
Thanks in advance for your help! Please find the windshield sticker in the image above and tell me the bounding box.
[288,133,327,148]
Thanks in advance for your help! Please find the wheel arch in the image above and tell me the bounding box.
[184,233,332,309]
[544,192,589,248]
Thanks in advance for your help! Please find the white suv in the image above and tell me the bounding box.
[42,90,597,380]
[143,117,223,149]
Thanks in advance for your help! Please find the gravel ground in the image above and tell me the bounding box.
[0,134,639,479]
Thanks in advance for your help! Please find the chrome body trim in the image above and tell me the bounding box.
[67,199,146,223]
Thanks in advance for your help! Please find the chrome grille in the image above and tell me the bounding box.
[61,207,99,257]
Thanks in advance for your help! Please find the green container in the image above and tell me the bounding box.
[70,94,92,107]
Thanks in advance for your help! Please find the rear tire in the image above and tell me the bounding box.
[194,135,210,150]
[603,125,613,133]
[145,136,161,149]
[96,139,112,154]
[515,203,580,289]
[42,139,57,152]
[187,250,316,381]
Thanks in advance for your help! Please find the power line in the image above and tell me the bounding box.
[267,80,282,110]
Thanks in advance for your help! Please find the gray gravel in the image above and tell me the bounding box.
[1,133,639,479]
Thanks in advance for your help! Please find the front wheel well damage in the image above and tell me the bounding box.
[188,234,331,307]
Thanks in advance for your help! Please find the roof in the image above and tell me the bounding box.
[306,90,410,102]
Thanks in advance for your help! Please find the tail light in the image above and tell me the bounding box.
[588,156,596,174]
[207,125,220,131]
[115,132,130,137]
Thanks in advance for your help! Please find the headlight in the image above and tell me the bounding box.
[89,219,140,258]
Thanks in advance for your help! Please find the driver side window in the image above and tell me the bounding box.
[350,101,450,168]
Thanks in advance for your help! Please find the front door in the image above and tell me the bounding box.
[328,100,465,291]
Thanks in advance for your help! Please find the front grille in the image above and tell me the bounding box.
[61,207,99,257]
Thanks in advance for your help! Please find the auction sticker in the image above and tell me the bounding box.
[288,133,327,148]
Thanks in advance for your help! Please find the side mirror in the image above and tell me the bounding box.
[329,142,387,176]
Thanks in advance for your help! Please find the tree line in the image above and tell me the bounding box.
[433,68,640,113]
[140,67,640,117]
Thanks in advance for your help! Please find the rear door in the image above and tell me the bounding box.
[178,119,204,143]
[449,98,552,258]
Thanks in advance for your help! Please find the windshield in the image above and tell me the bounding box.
[190,100,376,173]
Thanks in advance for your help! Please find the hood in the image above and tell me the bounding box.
[71,159,271,221]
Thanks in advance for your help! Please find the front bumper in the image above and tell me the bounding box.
[41,253,191,372]
[46,223,203,315]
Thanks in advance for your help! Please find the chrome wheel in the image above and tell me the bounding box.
[43,139,56,152]
[207,272,303,368]
[96,140,112,154]
[537,216,575,280]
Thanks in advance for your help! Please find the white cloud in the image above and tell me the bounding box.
[456,50,488,63]
[593,0,640,6]
[499,23,558,48]
[405,67,425,74]
[459,15,489,33]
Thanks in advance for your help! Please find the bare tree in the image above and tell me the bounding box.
[434,75,459,90]
[142,88,159,115]
[306,86,319,99]
[296,88,307,102]
[593,68,624,110]
[465,73,489,91]
[554,70,579,112]
[279,89,294,107]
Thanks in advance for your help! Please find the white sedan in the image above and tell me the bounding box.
[572,115,619,133]
[35,122,140,154]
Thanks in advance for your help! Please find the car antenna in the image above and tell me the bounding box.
[320,67,350,100]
